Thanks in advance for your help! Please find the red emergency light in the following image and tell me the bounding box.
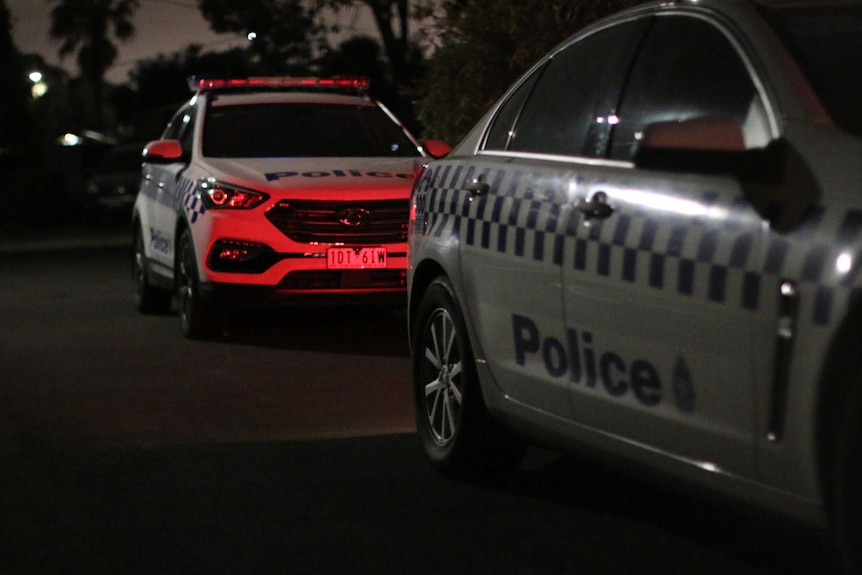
[188,76,370,93]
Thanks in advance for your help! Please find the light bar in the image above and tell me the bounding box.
[188,76,370,93]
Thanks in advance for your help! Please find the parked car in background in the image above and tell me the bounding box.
[408,0,862,571]
[83,143,143,224]
[132,76,449,338]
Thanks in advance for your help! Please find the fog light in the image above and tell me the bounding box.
[218,246,253,261]
[207,239,277,273]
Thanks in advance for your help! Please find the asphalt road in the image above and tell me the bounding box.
[0,223,842,574]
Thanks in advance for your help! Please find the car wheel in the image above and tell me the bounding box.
[132,225,172,314]
[176,229,223,339]
[412,276,525,476]
[835,381,862,574]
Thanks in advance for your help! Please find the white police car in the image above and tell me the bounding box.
[408,0,862,569]
[132,76,449,338]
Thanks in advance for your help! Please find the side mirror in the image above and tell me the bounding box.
[634,116,749,175]
[636,117,821,234]
[640,116,745,152]
[142,139,184,164]
[423,139,452,159]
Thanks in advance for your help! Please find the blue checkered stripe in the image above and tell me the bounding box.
[420,163,862,328]
[139,173,206,224]
[177,176,206,223]
[418,164,570,266]
[568,191,764,312]
[762,208,862,326]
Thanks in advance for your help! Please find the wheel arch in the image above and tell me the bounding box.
[410,269,527,472]
[408,259,501,410]
[409,259,448,347]
[816,300,862,523]
[130,210,141,241]
[173,217,191,253]
[173,217,193,284]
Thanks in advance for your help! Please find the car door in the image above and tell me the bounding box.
[562,15,776,477]
[456,19,649,420]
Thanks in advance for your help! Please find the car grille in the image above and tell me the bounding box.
[265,199,409,244]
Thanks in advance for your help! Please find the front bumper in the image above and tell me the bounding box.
[193,201,409,303]
[199,276,407,309]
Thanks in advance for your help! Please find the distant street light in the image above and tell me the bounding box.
[28,71,48,99]
[61,133,81,146]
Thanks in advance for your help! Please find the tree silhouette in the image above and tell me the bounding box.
[49,0,140,129]
[198,0,318,74]
[0,0,31,159]
[317,0,430,87]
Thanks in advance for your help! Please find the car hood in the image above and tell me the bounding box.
[201,157,424,197]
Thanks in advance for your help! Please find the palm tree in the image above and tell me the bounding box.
[49,0,139,129]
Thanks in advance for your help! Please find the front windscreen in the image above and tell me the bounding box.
[202,102,420,158]
[760,4,862,138]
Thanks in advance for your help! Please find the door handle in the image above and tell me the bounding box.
[576,191,614,220]
[464,173,489,197]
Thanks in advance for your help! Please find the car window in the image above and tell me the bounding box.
[610,16,767,160]
[201,102,419,158]
[484,72,541,151]
[179,111,196,157]
[494,19,648,158]
[162,105,193,141]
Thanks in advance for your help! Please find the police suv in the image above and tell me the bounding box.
[407,0,862,569]
[132,76,448,338]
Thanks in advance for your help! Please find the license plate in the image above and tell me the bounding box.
[327,247,387,269]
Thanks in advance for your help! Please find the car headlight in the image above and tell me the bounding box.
[199,178,268,209]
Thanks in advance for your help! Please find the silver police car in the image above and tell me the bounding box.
[408,0,862,569]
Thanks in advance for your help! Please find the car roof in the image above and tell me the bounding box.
[751,0,862,6]
[645,0,860,8]
[592,0,861,21]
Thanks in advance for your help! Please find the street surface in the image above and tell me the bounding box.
[0,223,841,574]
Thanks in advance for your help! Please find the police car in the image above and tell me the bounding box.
[407,0,862,569]
[132,76,449,338]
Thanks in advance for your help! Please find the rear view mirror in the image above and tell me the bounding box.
[142,139,184,164]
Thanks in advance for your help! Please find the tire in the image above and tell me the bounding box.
[835,381,862,574]
[412,276,525,476]
[176,229,223,339]
[132,225,172,314]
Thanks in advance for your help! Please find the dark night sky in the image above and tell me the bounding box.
[7,0,375,83]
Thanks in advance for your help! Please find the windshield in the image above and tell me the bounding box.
[760,3,862,137]
[202,102,420,158]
